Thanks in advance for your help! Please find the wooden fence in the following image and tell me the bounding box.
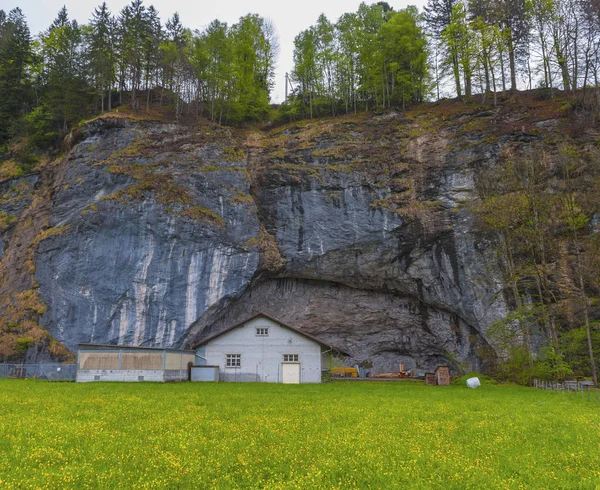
[533,379,599,403]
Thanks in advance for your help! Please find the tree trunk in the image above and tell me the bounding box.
[577,253,598,387]
[452,49,462,98]
[508,35,517,92]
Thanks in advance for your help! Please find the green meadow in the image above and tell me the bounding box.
[0,379,599,489]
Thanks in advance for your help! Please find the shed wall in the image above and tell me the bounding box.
[191,366,219,382]
[76,370,165,382]
[79,352,119,370]
[166,353,182,370]
[76,347,194,382]
[121,353,163,370]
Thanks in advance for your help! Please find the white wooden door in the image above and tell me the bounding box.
[282,363,300,384]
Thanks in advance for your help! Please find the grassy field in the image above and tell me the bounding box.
[0,380,599,489]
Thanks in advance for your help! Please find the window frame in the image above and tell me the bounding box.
[283,354,299,362]
[255,327,269,337]
[226,354,241,368]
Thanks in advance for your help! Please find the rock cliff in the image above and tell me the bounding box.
[0,97,575,372]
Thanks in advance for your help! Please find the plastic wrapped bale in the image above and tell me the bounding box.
[466,377,481,388]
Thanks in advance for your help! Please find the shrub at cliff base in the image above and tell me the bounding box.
[0,381,598,489]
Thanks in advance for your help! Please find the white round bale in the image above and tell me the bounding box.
[466,377,481,388]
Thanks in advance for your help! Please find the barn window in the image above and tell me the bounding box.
[256,327,269,336]
[226,354,241,368]
[283,354,299,362]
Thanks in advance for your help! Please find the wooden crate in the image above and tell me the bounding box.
[331,367,358,378]
[425,373,436,385]
[435,366,450,386]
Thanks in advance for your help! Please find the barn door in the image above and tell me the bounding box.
[282,363,300,384]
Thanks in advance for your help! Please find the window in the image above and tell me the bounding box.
[226,354,241,368]
[256,327,269,336]
[283,354,299,362]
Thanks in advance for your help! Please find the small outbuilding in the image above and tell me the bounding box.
[76,344,195,382]
[193,312,341,383]
[435,366,450,386]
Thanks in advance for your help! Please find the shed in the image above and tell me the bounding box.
[425,372,436,386]
[192,312,343,383]
[76,344,195,382]
[191,365,220,382]
[435,366,450,386]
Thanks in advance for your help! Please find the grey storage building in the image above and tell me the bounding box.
[76,344,195,382]
[191,365,220,382]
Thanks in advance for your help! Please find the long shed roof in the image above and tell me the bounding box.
[78,343,195,354]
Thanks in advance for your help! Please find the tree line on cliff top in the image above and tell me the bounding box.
[4,0,600,146]
[0,2,278,150]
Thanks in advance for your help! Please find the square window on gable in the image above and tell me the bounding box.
[256,327,269,336]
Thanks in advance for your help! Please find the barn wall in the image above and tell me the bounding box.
[166,353,182,370]
[203,317,322,383]
[164,369,189,382]
[121,353,163,370]
[76,347,195,382]
[79,352,119,370]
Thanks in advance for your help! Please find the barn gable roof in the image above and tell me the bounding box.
[191,312,345,353]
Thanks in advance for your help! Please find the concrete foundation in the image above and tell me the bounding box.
[76,369,189,382]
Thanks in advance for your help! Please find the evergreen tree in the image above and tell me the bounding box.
[89,2,115,112]
[38,6,88,138]
[0,8,32,146]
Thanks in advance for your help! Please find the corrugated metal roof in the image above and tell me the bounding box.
[77,343,195,354]
[191,312,348,355]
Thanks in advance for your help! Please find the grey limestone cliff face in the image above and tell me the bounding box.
[33,119,259,351]
[186,115,509,372]
[0,175,39,259]
[5,110,522,371]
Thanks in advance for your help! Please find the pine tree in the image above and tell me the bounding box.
[0,8,32,146]
[39,6,88,136]
[89,2,116,112]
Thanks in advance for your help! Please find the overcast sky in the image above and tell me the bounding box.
[6,0,428,103]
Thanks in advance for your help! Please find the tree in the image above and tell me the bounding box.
[378,8,429,108]
[0,8,32,146]
[229,14,273,122]
[292,27,318,118]
[117,0,149,108]
[39,7,88,136]
[424,0,462,97]
[442,2,475,97]
[88,2,116,112]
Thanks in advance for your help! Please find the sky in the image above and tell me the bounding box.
[5,0,428,103]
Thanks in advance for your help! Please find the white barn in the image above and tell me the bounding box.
[192,313,340,383]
